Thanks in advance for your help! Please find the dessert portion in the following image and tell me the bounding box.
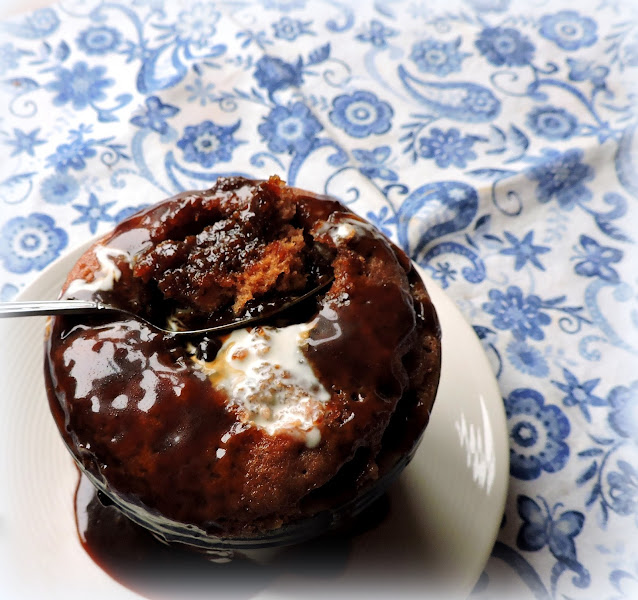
[44,176,441,543]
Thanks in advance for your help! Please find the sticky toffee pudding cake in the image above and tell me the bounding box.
[44,176,441,547]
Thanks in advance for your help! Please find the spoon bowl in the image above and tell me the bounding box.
[0,276,333,336]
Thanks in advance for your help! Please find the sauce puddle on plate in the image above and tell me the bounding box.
[74,473,390,599]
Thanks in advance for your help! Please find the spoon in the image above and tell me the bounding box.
[0,277,333,336]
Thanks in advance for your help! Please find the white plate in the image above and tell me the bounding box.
[0,242,508,600]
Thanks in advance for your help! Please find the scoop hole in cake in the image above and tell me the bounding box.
[130,179,335,333]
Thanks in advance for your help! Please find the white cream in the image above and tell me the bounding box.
[111,394,128,410]
[331,222,358,244]
[315,216,377,247]
[65,245,131,296]
[193,323,330,446]
[232,183,255,203]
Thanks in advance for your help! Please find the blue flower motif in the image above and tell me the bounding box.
[329,91,393,138]
[0,43,27,76]
[418,127,478,168]
[482,286,551,341]
[72,193,115,234]
[539,10,597,51]
[272,17,313,41]
[572,235,623,284]
[3,128,46,157]
[131,96,179,135]
[40,173,80,205]
[352,146,398,181]
[356,20,398,49]
[174,2,220,50]
[253,55,304,96]
[505,389,569,480]
[607,381,638,442]
[20,8,60,37]
[517,495,585,564]
[45,61,114,110]
[464,0,510,11]
[506,340,549,377]
[76,26,121,55]
[500,230,550,271]
[552,367,606,422]
[46,136,97,173]
[428,261,458,289]
[185,78,217,106]
[365,206,398,238]
[463,88,500,117]
[410,37,469,76]
[475,27,535,67]
[608,460,638,517]
[1,283,19,301]
[0,213,68,274]
[258,102,322,155]
[526,148,593,210]
[120,40,151,64]
[527,105,578,141]
[177,120,243,167]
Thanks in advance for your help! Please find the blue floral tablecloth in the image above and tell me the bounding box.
[1,0,638,597]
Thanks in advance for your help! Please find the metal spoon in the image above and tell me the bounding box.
[0,277,333,336]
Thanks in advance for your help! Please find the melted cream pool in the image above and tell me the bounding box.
[192,323,330,448]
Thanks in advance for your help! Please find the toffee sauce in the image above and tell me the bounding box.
[45,176,440,548]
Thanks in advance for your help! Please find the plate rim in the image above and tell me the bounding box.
[3,236,509,599]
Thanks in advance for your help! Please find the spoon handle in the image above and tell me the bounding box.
[0,299,104,318]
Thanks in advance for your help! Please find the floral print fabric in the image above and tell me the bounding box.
[1,0,637,597]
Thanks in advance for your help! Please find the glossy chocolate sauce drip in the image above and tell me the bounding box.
[74,473,276,600]
[74,471,389,599]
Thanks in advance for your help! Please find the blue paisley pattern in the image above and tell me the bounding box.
[0,1,637,598]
